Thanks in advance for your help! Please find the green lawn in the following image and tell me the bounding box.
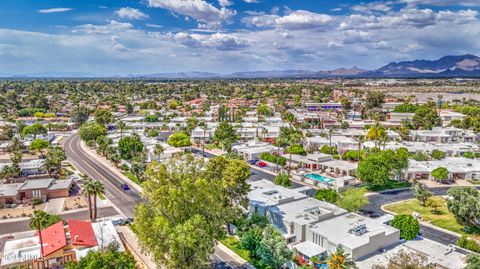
[384,197,477,236]
[121,171,142,185]
[364,180,411,192]
[220,237,268,269]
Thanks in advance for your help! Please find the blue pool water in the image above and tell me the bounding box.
[305,173,334,183]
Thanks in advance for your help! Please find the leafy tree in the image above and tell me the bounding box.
[411,151,429,161]
[431,149,446,160]
[320,145,337,155]
[390,214,420,240]
[22,122,47,139]
[285,144,307,155]
[366,122,387,149]
[239,226,263,254]
[29,210,62,230]
[118,134,144,160]
[45,146,66,177]
[213,121,239,152]
[465,254,480,269]
[115,121,128,139]
[274,172,292,188]
[336,188,368,212]
[431,167,449,181]
[412,104,441,130]
[326,246,356,269]
[358,149,408,186]
[145,114,159,122]
[29,139,49,157]
[94,109,113,127]
[393,102,418,113]
[257,103,272,116]
[426,198,442,213]
[365,91,385,109]
[147,129,159,137]
[96,135,113,156]
[315,189,339,203]
[463,152,475,159]
[70,105,90,125]
[372,249,436,269]
[446,187,480,226]
[132,155,245,269]
[412,183,432,206]
[65,243,136,269]
[79,122,106,142]
[167,132,192,147]
[256,225,292,269]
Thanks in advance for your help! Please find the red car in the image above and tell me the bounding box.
[258,161,267,167]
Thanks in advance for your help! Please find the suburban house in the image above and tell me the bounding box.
[305,135,358,152]
[409,127,472,143]
[247,180,400,263]
[0,178,73,206]
[386,112,415,123]
[0,159,47,179]
[232,141,277,161]
[405,157,480,181]
[439,110,466,124]
[0,220,124,269]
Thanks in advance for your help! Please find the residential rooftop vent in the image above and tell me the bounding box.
[349,224,367,236]
[263,190,279,196]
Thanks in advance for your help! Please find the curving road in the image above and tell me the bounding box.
[361,186,480,246]
[64,133,142,218]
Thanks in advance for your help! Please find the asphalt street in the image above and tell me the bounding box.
[64,133,142,218]
[361,186,480,246]
[0,207,117,235]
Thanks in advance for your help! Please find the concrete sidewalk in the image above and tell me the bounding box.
[43,198,65,214]
[116,226,158,269]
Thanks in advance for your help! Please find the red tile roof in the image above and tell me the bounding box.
[37,221,67,256]
[68,220,98,247]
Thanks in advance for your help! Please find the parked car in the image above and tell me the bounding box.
[257,161,267,167]
[248,159,259,165]
[120,183,130,191]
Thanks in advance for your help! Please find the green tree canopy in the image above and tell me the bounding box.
[212,121,239,152]
[431,149,446,160]
[274,172,292,188]
[29,139,49,156]
[65,243,136,269]
[412,104,441,130]
[336,188,368,212]
[390,214,420,240]
[94,109,113,127]
[118,134,144,160]
[22,123,47,139]
[167,132,192,147]
[132,154,250,269]
[358,149,408,186]
[79,122,106,142]
[29,210,62,230]
[431,167,449,181]
[446,186,480,226]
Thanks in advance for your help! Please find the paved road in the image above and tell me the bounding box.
[65,135,243,269]
[0,207,117,235]
[64,134,142,218]
[361,186,480,246]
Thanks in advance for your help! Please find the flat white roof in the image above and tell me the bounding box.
[292,241,326,258]
[1,236,41,266]
[309,213,399,250]
[248,179,307,207]
[273,197,347,225]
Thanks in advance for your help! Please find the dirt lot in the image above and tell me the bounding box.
[0,204,46,219]
[63,196,88,211]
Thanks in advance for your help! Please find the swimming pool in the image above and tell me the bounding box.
[305,173,334,183]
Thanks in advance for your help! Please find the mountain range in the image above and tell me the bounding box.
[3,54,480,79]
[136,54,480,79]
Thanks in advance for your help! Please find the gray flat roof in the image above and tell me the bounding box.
[20,178,54,190]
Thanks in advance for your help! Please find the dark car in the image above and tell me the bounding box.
[120,183,130,191]
[248,159,259,165]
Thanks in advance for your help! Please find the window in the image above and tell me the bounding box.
[32,190,42,198]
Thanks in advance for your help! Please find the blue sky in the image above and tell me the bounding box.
[0,0,479,76]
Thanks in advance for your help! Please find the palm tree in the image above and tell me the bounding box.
[328,128,334,155]
[327,246,356,269]
[115,121,127,139]
[357,135,364,162]
[45,146,66,177]
[90,180,105,221]
[154,143,165,162]
[366,122,386,150]
[82,178,95,222]
[30,210,49,263]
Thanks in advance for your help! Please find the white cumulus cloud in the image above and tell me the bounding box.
[115,7,149,20]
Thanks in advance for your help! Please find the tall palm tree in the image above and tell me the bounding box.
[327,246,356,269]
[328,128,334,155]
[90,180,105,221]
[82,178,95,222]
[357,135,364,162]
[366,122,386,150]
[154,143,165,162]
[30,210,49,264]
